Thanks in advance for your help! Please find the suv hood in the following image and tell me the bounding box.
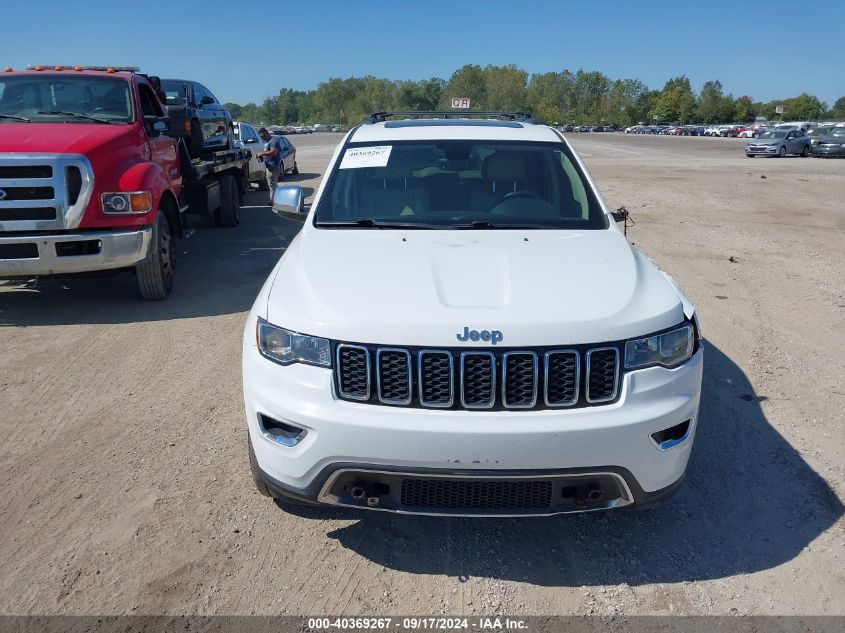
[266,229,689,347]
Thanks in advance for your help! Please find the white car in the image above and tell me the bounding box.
[242,112,703,516]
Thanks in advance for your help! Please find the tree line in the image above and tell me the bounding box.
[225,64,845,127]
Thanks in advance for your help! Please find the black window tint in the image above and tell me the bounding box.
[138,84,163,117]
[314,140,608,230]
[195,84,216,104]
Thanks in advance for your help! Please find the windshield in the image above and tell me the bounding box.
[807,127,829,137]
[159,80,189,105]
[760,132,787,139]
[0,75,133,123]
[828,127,845,138]
[314,140,607,230]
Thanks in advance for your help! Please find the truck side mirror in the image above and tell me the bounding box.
[272,185,307,222]
[200,96,215,105]
[144,115,168,136]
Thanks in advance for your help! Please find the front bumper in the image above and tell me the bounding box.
[243,335,703,515]
[812,145,845,157]
[0,228,152,276]
[745,146,779,155]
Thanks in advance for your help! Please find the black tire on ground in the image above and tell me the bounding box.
[216,174,240,227]
[292,161,299,175]
[248,437,273,498]
[136,211,174,300]
[778,146,786,158]
[801,145,810,157]
[746,154,754,158]
[188,119,204,158]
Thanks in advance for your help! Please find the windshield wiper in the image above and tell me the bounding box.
[0,113,31,122]
[36,110,115,124]
[315,219,447,229]
[453,220,561,230]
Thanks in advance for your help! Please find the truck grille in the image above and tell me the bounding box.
[401,478,553,510]
[0,155,92,231]
[334,343,621,410]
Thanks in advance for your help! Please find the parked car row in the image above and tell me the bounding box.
[560,124,617,132]
[263,123,342,135]
[747,125,845,158]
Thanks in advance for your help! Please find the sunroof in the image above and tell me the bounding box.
[383,119,524,128]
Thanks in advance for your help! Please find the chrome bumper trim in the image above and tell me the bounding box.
[0,228,152,276]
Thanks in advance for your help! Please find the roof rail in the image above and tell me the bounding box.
[366,111,536,124]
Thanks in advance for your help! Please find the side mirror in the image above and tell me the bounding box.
[144,115,168,135]
[611,207,629,223]
[272,185,307,222]
[200,96,215,105]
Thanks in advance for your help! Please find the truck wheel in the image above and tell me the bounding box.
[292,161,299,175]
[136,211,174,300]
[188,119,204,158]
[216,174,240,227]
[248,437,273,498]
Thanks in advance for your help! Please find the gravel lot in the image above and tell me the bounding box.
[0,132,842,616]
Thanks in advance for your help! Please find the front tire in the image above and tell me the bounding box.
[778,146,786,158]
[136,211,174,300]
[801,145,809,157]
[292,161,299,175]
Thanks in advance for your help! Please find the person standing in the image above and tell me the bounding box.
[256,128,284,205]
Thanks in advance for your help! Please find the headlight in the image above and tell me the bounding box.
[256,318,331,367]
[101,191,153,214]
[624,324,694,370]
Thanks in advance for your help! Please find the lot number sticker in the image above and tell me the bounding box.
[339,146,393,169]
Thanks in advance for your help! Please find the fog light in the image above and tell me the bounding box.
[258,414,306,447]
[650,419,692,451]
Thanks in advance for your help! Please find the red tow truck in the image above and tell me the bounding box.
[0,65,250,299]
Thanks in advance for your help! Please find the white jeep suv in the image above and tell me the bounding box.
[242,112,703,516]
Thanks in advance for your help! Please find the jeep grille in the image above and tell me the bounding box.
[334,343,620,411]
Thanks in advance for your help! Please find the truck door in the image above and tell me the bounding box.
[139,82,181,192]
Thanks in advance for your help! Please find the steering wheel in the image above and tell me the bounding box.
[492,190,544,207]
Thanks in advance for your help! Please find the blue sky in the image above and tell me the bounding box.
[2,0,843,106]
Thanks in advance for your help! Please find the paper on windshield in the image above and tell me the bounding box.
[339,146,392,169]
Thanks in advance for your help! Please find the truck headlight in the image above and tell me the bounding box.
[101,191,153,214]
[257,318,331,367]
[624,324,694,370]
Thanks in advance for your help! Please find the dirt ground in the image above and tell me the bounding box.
[0,132,842,616]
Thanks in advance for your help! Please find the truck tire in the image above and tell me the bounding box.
[136,211,174,300]
[216,174,240,227]
[188,119,204,158]
[248,436,273,498]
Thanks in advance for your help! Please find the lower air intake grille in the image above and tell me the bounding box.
[401,478,553,510]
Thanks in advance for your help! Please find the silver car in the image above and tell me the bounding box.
[233,121,267,188]
[745,129,811,158]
